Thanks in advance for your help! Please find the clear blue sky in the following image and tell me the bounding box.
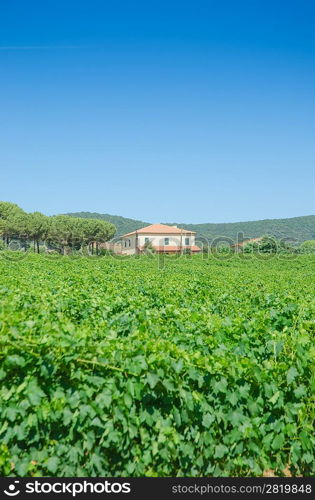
[0,0,314,223]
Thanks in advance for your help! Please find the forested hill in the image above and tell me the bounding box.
[172,215,315,243]
[66,212,150,236]
[66,212,315,243]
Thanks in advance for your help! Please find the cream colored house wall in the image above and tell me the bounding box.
[121,235,137,255]
[121,233,195,255]
[138,234,195,247]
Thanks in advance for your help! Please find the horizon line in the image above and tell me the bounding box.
[61,211,315,226]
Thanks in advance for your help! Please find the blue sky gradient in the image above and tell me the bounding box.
[0,0,314,223]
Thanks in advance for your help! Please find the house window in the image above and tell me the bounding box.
[124,241,127,247]
[129,240,131,247]
[145,237,149,243]
[185,237,189,245]
[164,237,169,245]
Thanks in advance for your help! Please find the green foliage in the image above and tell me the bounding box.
[0,201,24,221]
[0,202,116,254]
[182,247,192,255]
[143,240,155,253]
[0,254,314,477]
[243,236,277,253]
[300,240,315,254]
[23,212,50,253]
[68,211,315,242]
[258,236,278,253]
[242,236,297,254]
[49,215,116,254]
[66,212,149,237]
[0,202,26,242]
[173,216,315,244]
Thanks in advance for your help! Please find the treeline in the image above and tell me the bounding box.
[199,235,315,254]
[0,202,116,255]
[66,211,149,236]
[241,236,315,254]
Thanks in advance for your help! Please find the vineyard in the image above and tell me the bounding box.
[0,253,314,476]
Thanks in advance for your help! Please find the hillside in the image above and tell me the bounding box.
[170,215,315,244]
[66,212,150,236]
[66,212,315,243]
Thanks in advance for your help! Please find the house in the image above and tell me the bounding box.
[99,241,123,254]
[121,223,201,255]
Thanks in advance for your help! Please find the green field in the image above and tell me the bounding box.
[0,253,314,476]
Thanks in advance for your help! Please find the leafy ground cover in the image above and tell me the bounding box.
[0,253,314,476]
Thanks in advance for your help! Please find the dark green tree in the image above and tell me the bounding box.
[26,212,50,253]
[300,240,315,253]
[0,202,26,245]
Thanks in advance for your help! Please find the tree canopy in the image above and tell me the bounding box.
[0,202,116,254]
[300,240,315,253]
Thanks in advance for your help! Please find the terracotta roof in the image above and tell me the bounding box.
[122,223,196,237]
[139,245,201,253]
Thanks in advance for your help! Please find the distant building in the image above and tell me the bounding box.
[121,223,201,255]
[233,237,263,251]
[99,241,123,253]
